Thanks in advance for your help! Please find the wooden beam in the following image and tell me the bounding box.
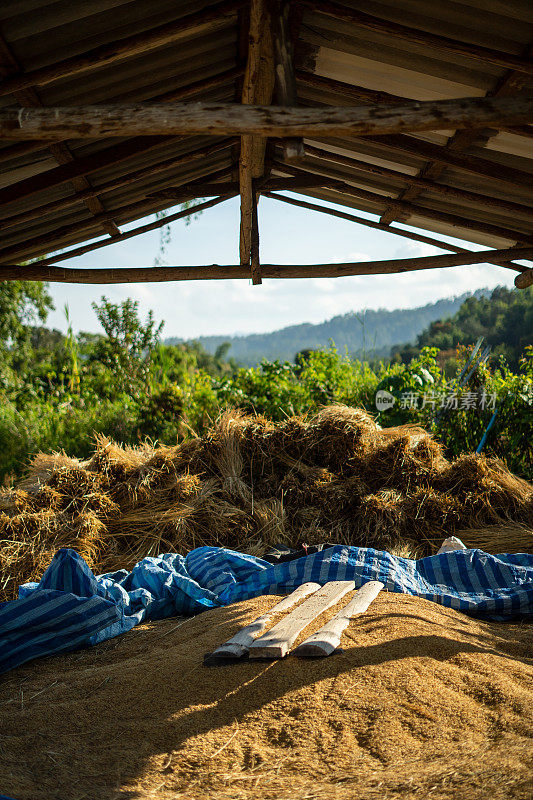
[300,0,533,75]
[2,95,533,141]
[515,269,533,289]
[0,0,247,98]
[0,139,236,231]
[2,245,531,283]
[149,174,326,199]
[262,192,529,272]
[302,144,533,220]
[271,0,304,162]
[239,0,275,273]
[24,195,236,268]
[0,166,233,264]
[273,162,533,245]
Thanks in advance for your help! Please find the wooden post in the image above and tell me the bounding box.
[271,0,304,163]
[239,0,275,279]
[251,193,261,284]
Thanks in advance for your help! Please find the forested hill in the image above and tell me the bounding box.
[168,290,489,365]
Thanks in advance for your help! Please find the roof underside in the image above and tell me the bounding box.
[0,0,532,266]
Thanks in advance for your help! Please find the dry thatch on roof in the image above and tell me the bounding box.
[0,406,531,601]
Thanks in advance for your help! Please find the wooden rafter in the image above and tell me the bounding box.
[379,39,533,227]
[0,0,247,98]
[299,0,533,74]
[2,95,533,141]
[262,192,528,273]
[23,195,236,269]
[150,174,327,199]
[0,139,236,232]
[272,162,533,245]
[1,245,531,284]
[301,144,533,220]
[0,33,119,238]
[0,167,234,264]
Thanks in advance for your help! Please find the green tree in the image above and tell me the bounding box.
[90,297,164,396]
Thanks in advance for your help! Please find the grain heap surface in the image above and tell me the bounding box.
[1,592,531,800]
[0,406,532,601]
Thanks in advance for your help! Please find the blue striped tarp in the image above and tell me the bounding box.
[1,545,531,675]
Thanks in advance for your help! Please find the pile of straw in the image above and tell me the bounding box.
[1,406,532,601]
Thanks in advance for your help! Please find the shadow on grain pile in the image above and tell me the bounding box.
[0,405,532,601]
[0,592,532,800]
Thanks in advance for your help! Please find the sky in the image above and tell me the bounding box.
[46,194,517,339]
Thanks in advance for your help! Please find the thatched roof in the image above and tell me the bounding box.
[0,0,532,285]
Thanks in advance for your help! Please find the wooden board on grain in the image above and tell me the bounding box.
[249,580,355,659]
[295,581,384,657]
[210,582,321,660]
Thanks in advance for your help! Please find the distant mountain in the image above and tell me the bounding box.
[166,290,491,366]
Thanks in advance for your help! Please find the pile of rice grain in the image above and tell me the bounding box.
[1,591,531,800]
[0,405,532,601]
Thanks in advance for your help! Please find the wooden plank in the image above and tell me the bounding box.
[249,580,355,658]
[210,582,321,659]
[294,581,384,657]
[300,0,533,74]
[2,95,533,140]
[262,192,528,272]
[1,245,531,280]
[0,0,247,97]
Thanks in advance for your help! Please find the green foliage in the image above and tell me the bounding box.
[90,296,164,397]
[394,285,533,370]
[0,292,530,483]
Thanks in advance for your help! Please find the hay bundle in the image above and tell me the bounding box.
[0,406,531,601]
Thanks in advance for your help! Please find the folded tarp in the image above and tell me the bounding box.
[1,545,531,675]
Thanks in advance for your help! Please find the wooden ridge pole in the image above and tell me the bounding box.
[0,0,247,98]
[1,95,532,140]
[1,245,531,283]
[262,192,528,272]
[299,0,533,74]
